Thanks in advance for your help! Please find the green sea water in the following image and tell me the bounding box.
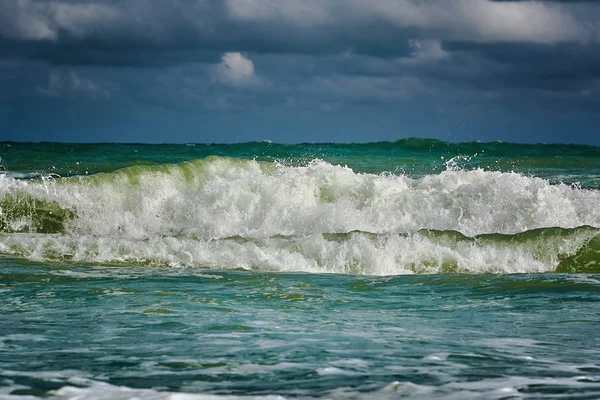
[1,139,600,399]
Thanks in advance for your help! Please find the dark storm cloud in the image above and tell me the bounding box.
[0,39,223,67]
[3,0,600,63]
[441,42,600,92]
[1,0,600,142]
[1,0,599,92]
[0,0,425,67]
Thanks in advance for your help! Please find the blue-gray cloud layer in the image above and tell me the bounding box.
[1,0,599,144]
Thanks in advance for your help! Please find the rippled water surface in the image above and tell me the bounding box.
[1,261,600,399]
[2,140,600,398]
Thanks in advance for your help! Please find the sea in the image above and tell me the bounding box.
[1,139,600,399]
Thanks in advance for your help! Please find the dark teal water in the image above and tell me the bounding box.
[1,139,600,399]
[3,139,600,187]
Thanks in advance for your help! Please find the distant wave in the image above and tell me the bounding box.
[3,140,600,185]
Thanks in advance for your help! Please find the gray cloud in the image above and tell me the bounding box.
[0,0,120,41]
[226,0,599,44]
[1,0,599,136]
[2,0,600,63]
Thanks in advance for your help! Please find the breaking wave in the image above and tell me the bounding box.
[1,156,600,274]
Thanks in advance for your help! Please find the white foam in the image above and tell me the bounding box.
[1,158,600,273]
[0,227,594,275]
[48,380,287,400]
[2,373,599,400]
[3,159,600,239]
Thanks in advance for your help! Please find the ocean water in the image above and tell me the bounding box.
[1,139,600,399]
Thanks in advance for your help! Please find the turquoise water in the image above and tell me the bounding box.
[1,139,600,399]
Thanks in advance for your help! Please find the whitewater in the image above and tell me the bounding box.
[1,155,600,274]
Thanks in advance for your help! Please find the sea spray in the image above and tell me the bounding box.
[1,156,600,273]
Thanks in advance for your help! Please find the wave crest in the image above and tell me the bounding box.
[1,156,600,274]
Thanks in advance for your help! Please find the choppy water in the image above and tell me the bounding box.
[1,139,600,399]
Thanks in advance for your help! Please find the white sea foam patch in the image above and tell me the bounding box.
[3,374,599,400]
[0,228,596,274]
[13,379,287,400]
[1,157,600,239]
[50,384,287,400]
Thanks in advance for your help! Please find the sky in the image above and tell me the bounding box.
[1,0,600,145]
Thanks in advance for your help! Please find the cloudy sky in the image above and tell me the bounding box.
[1,0,600,144]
